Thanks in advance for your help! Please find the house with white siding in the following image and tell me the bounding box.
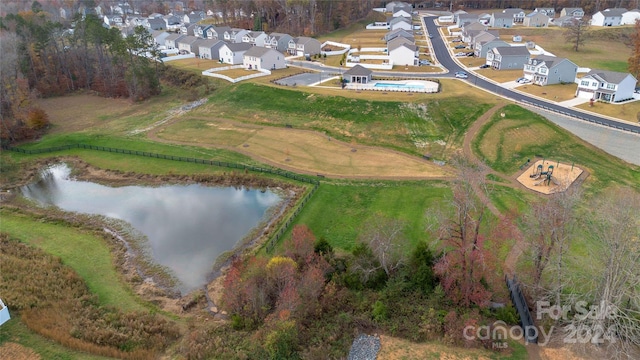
[522,55,578,86]
[388,38,418,66]
[457,13,479,27]
[242,31,268,47]
[393,7,412,18]
[385,28,414,42]
[385,1,411,13]
[177,36,204,55]
[206,26,231,40]
[218,42,252,64]
[591,8,627,26]
[243,46,286,70]
[576,70,637,102]
[224,28,250,43]
[490,12,514,28]
[389,16,413,31]
[152,31,170,48]
[622,9,640,25]
[165,34,185,49]
[199,39,226,60]
[287,37,321,56]
[560,8,584,18]
[503,8,525,23]
[524,12,550,27]
[534,8,555,17]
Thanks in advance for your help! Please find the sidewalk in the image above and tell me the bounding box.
[557,97,590,107]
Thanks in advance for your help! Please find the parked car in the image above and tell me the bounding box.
[419,59,431,65]
[455,71,468,79]
[455,52,466,57]
[429,34,434,39]
[452,38,462,42]
[479,64,490,69]
[466,52,474,57]
[516,77,531,84]
[416,31,423,35]
[454,45,466,49]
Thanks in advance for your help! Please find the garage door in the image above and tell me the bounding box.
[576,90,593,99]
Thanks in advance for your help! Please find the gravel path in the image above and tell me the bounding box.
[348,334,381,360]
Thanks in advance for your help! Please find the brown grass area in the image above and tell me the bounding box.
[157,118,451,178]
[166,58,225,74]
[475,69,523,83]
[0,342,41,360]
[517,160,583,194]
[337,29,387,48]
[215,68,256,78]
[518,83,577,102]
[36,94,136,134]
[575,100,640,123]
[462,57,488,68]
[377,335,494,360]
[478,119,555,163]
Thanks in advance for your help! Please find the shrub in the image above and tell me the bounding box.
[372,300,387,322]
[494,305,519,325]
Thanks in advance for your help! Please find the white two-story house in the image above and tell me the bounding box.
[591,8,627,26]
[265,33,293,53]
[576,70,637,102]
[242,31,268,47]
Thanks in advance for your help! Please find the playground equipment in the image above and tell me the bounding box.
[533,165,559,186]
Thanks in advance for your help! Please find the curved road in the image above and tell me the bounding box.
[288,17,640,134]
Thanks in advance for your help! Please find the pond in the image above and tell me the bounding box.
[20,164,282,294]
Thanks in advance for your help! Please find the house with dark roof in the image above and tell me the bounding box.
[243,46,286,70]
[552,16,580,27]
[503,8,525,23]
[165,34,185,49]
[576,70,637,102]
[287,37,321,56]
[384,28,414,42]
[206,26,231,40]
[242,31,268,47]
[523,55,578,85]
[224,28,250,43]
[389,16,412,31]
[591,8,627,26]
[388,38,418,66]
[534,8,555,17]
[344,65,373,84]
[144,17,166,31]
[456,14,479,27]
[486,46,530,70]
[177,36,205,55]
[180,23,197,36]
[524,11,550,27]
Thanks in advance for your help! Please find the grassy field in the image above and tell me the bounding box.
[575,99,640,123]
[498,27,634,72]
[156,117,450,178]
[198,82,493,158]
[378,336,527,360]
[476,69,523,83]
[283,181,450,251]
[472,104,640,192]
[517,82,578,102]
[0,210,145,312]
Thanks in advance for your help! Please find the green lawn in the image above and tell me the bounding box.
[472,104,640,193]
[201,83,492,157]
[283,181,451,251]
[0,210,145,312]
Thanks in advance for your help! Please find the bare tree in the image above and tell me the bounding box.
[357,214,407,277]
[570,187,640,358]
[565,19,590,52]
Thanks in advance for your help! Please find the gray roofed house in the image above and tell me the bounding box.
[180,23,197,35]
[165,33,185,49]
[552,15,580,27]
[487,46,530,70]
[219,42,252,64]
[288,36,321,56]
[385,1,411,13]
[389,16,413,30]
[206,26,231,40]
[177,35,204,55]
[534,8,555,17]
[576,69,637,102]
[503,8,525,23]
[144,17,166,30]
[198,39,225,60]
[388,40,418,66]
[344,64,373,84]
[523,55,578,85]
[243,46,286,70]
[385,28,414,42]
[242,31,268,47]
[524,11,550,27]
[591,8,627,26]
[490,12,514,28]
[475,38,509,58]
[265,32,293,53]
[152,31,171,47]
[456,13,479,27]
[560,8,584,18]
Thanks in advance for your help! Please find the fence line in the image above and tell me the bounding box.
[4,143,321,252]
[506,275,538,344]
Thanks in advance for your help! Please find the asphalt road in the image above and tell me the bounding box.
[421,16,640,134]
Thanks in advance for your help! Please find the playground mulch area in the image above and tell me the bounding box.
[516,159,583,195]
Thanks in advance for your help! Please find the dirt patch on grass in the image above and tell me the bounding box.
[0,342,41,360]
[518,83,577,102]
[516,160,584,194]
[378,335,493,359]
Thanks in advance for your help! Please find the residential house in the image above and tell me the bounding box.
[163,15,181,27]
[552,16,580,27]
[265,32,293,53]
[165,34,185,49]
[503,8,526,23]
[475,38,509,58]
[522,55,578,86]
[393,6,412,18]
[125,16,143,27]
[524,11,549,27]
[478,13,492,25]
[591,8,627,26]
[534,8,555,17]
[180,23,197,35]
[199,39,225,60]
[490,12,514,28]
[103,15,123,27]
[177,36,204,55]
[148,13,163,19]
[461,22,488,43]
[453,10,468,24]
[575,69,637,102]
[144,17,166,31]
[152,31,171,48]
[388,39,418,66]
[344,65,373,84]
[385,1,411,13]
[457,14,479,27]
[384,28,414,43]
[183,12,204,24]
[218,42,252,64]
[242,31,268,47]
[389,16,413,31]
[486,46,530,70]
[206,26,231,40]
[622,9,640,25]
[560,8,584,18]
[243,46,286,70]
[224,28,250,43]
[288,37,321,56]
[194,25,212,38]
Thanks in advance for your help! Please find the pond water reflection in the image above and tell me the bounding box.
[21,164,281,294]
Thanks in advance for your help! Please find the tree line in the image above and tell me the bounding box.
[0,10,160,145]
